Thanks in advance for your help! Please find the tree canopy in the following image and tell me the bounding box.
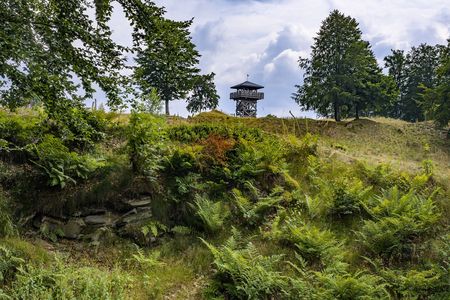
[186,73,219,114]
[421,40,450,130]
[134,18,200,115]
[384,44,443,122]
[293,10,392,121]
[0,0,167,114]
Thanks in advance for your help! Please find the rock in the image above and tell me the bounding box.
[40,216,64,230]
[39,217,65,240]
[73,208,107,218]
[62,218,85,239]
[84,227,117,247]
[84,212,117,226]
[125,197,152,208]
[116,209,152,226]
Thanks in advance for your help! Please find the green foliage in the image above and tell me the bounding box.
[129,247,165,273]
[421,40,450,128]
[294,10,394,121]
[267,215,343,268]
[134,17,201,115]
[0,0,168,112]
[380,267,449,299]
[232,186,286,227]
[141,221,168,238]
[304,177,372,219]
[186,73,220,114]
[315,271,389,299]
[202,232,307,300]
[128,113,167,180]
[0,193,15,238]
[191,194,229,233]
[358,186,440,261]
[30,135,101,188]
[10,262,130,300]
[0,111,44,148]
[0,245,24,284]
[384,44,443,122]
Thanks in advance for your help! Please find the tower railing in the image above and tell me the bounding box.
[230,90,264,100]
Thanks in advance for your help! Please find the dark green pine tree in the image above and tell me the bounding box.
[421,40,450,132]
[383,50,407,118]
[384,44,442,122]
[293,10,390,121]
[186,73,220,114]
[134,18,200,115]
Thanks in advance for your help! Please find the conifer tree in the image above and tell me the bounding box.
[421,41,450,132]
[293,10,390,121]
[384,44,442,121]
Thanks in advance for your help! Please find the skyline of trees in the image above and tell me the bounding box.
[293,9,449,126]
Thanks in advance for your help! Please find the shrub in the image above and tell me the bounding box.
[30,134,100,188]
[202,231,309,299]
[315,271,390,299]
[46,105,107,150]
[267,215,343,268]
[329,179,372,218]
[304,178,372,219]
[128,113,167,180]
[9,260,130,300]
[191,194,229,233]
[231,186,285,227]
[0,245,24,285]
[380,267,450,299]
[358,186,440,261]
[0,192,15,238]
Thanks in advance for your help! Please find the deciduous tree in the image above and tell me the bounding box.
[186,73,219,114]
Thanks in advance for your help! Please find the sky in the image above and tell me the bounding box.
[107,0,450,118]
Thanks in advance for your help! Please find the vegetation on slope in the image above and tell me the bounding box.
[0,108,449,299]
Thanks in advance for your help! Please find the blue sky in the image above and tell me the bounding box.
[107,0,450,117]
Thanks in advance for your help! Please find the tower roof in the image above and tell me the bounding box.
[231,81,264,90]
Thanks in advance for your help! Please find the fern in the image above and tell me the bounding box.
[358,186,440,260]
[191,194,229,233]
[201,231,310,299]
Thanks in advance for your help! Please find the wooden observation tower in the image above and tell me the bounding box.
[230,78,264,117]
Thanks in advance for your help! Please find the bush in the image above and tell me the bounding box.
[0,192,15,238]
[191,194,229,233]
[358,186,440,261]
[0,245,24,285]
[304,178,372,219]
[315,271,389,299]
[202,231,310,299]
[267,215,343,268]
[231,185,286,227]
[128,113,167,180]
[380,267,450,299]
[30,135,101,188]
[9,260,130,300]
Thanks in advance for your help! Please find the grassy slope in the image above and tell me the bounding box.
[186,111,449,189]
[1,110,449,299]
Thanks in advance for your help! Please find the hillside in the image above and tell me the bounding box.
[0,109,449,299]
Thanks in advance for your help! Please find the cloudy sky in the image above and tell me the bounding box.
[108,0,450,117]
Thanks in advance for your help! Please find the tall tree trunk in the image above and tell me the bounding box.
[165,99,170,115]
[355,104,360,120]
[334,101,341,122]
